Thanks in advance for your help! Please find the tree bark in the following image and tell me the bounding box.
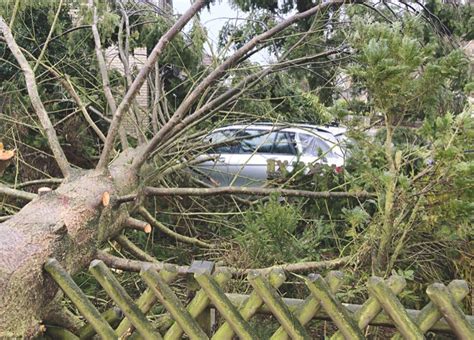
[0,151,139,337]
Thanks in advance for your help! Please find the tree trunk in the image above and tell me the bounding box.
[0,151,139,338]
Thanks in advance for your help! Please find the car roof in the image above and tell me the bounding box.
[212,123,346,136]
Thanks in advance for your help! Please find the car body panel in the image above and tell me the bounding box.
[196,123,347,186]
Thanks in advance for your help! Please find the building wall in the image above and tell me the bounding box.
[105,46,149,135]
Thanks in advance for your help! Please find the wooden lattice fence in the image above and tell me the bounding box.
[44,258,474,339]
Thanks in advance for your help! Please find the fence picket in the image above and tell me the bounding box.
[214,268,286,340]
[426,283,474,340]
[306,274,364,340]
[44,259,117,339]
[367,277,424,340]
[194,272,258,339]
[165,270,231,338]
[271,271,344,340]
[141,266,208,340]
[89,260,161,340]
[248,271,311,340]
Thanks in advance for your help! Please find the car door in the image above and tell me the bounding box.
[266,131,298,178]
[227,129,276,186]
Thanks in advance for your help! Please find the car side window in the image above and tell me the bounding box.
[237,130,276,154]
[272,132,297,155]
[299,133,330,156]
[206,130,237,153]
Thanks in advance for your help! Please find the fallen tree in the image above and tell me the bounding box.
[0,1,363,336]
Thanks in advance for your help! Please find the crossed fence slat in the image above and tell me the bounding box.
[367,277,425,339]
[44,258,474,339]
[165,270,231,339]
[426,283,474,340]
[332,275,406,340]
[391,280,469,340]
[195,272,259,339]
[306,273,364,340]
[272,270,343,340]
[213,268,286,339]
[248,271,310,339]
[115,265,178,338]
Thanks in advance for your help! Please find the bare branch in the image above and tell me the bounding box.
[138,206,212,248]
[115,185,373,206]
[0,16,71,177]
[97,250,189,274]
[117,3,146,143]
[123,216,151,233]
[59,76,107,143]
[97,0,208,170]
[88,105,111,123]
[89,1,128,149]
[115,234,158,263]
[16,178,63,189]
[0,215,12,222]
[132,0,354,170]
[9,0,20,27]
[0,184,37,201]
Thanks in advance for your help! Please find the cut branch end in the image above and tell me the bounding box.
[102,192,110,207]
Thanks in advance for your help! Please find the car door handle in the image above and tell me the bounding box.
[218,157,225,162]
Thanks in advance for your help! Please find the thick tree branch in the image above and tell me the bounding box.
[0,17,71,177]
[117,187,374,204]
[96,251,349,276]
[132,0,355,170]
[97,0,207,169]
[0,184,37,201]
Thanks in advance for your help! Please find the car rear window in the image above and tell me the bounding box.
[299,133,331,157]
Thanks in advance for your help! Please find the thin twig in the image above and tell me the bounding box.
[115,234,158,263]
[138,206,212,248]
[33,0,64,72]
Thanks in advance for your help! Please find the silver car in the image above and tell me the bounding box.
[196,123,348,186]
